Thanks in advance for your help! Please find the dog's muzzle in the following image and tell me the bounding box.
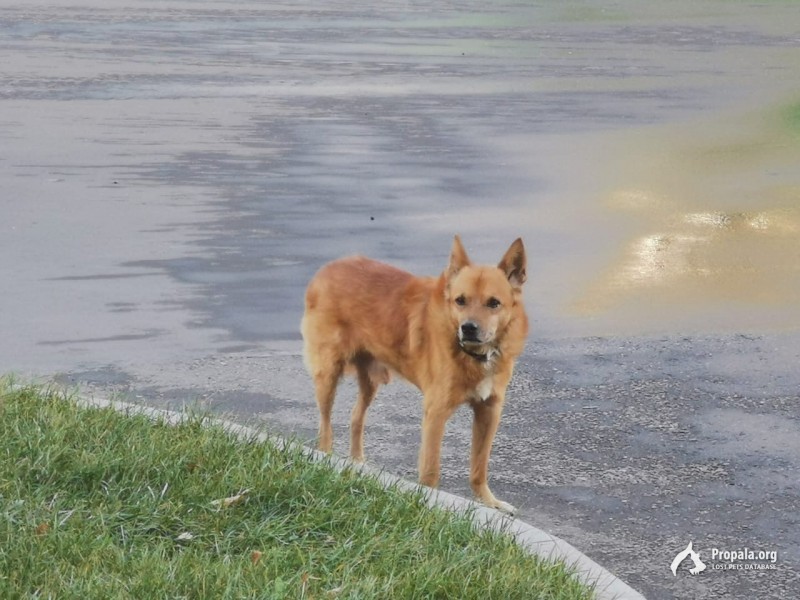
[459,321,481,344]
[458,321,499,363]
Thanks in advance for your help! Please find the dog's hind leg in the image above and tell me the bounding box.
[349,355,385,463]
[311,354,344,454]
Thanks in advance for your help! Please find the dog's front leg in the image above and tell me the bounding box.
[470,397,515,514]
[418,398,457,489]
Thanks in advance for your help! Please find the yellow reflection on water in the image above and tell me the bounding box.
[573,105,800,332]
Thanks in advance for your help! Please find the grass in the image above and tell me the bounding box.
[0,381,594,600]
[782,100,800,137]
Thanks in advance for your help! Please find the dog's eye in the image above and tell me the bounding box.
[486,297,501,309]
[455,295,467,306]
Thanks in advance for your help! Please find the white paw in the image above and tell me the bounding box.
[494,500,516,515]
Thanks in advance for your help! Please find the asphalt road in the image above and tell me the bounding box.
[3,2,799,598]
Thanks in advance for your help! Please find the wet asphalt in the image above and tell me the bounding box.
[3,2,799,598]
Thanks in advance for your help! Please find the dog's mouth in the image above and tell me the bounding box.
[458,338,499,363]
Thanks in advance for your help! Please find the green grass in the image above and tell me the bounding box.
[0,381,593,599]
[782,100,800,137]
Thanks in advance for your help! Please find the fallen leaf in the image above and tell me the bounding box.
[211,488,251,508]
[326,587,343,596]
[34,523,50,536]
[250,550,263,565]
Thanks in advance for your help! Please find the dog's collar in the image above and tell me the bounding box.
[459,343,499,364]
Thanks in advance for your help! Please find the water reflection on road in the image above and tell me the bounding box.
[571,104,800,334]
[2,0,799,344]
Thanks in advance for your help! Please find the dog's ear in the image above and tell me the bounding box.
[498,238,526,289]
[447,235,471,279]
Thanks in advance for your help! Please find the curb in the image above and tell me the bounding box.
[73,394,645,600]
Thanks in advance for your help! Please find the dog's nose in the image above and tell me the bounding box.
[460,321,479,341]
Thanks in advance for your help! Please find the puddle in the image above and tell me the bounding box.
[3,0,800,364]
[570,102,800,334]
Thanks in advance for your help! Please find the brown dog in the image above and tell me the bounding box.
[301,236,528,513]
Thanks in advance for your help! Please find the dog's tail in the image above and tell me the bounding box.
[300,314,315,375]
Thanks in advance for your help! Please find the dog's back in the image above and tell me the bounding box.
[301,256,420,380]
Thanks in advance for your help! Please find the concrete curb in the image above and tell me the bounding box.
[73,394,645,600]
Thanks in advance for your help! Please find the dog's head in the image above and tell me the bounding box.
[444,235,526,352]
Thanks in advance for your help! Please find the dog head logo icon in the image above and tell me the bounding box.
[671,541,707,576]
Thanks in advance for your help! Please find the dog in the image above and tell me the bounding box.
[301,236,528,513]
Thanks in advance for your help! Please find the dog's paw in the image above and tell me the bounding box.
[493,500,516,515]
[474,489,517,515]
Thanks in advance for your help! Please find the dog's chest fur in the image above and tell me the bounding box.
[465,360,496,402]
[471,374,493,402]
